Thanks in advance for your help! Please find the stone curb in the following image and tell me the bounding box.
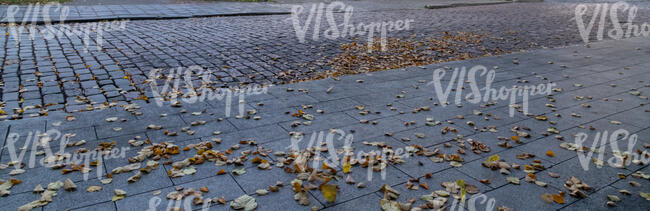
[424,1,517,9]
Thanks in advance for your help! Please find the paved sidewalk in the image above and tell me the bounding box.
[0,2,291,24]
[0,36,648,210]
[0,0,514,24]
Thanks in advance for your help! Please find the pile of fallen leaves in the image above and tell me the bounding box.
[306,31,505,81]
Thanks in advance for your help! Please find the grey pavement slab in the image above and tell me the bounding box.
[2,191,45,211]
[321,193,382,211]
[478,181,578,211]
[253,184,324,210]
[389,168,492,208]
[535,157,630,193]
[560,185,648,211]
[457,147,550,189]
[308,163,410,207]
[71,202,117,211]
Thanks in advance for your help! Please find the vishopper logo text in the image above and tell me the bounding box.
[450,193,497,211]
[288,129,414,182]
[428,65,557,117]
[572,128,649,171]
[288,1,414,52]
[4,129,130,181]
[1,2,128,52]
[146,195,211,211]
[147,66,268,118]
[575,2,650,44]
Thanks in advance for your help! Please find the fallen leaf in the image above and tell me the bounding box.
[320,184,338,203]
[230,194,257,211]
[419,182,430,190]
[346,175,356,184]
[506,177,520,185]
[33,185,44,193]
[552,194,565,204]
[101,178,113,184]
[64,179,77,191]
[87,186,102,192]
[326,86,334,93]
[640,192,650,200]
[546,150,555,157]
[9,169,25,176]
[256,189,268,196]
[434,190,450,197]
[457,179,467,203]
[547,128,559,134]
[541,193,553,203]
[182,166,197,175]
[343,162,351,174]
[233,168,246,176]
[217,169,227,175]
[112,189,126,201]
[607,195,621,202]
[619,189,631,195]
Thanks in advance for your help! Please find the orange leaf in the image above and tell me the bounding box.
[546,150,555,157]
[511,136,520,141]
[217,169,226,175]
[10,179,22,184]
[552,194,565,204]
[292,181,302,193]
[527,173,536,180]
[251,156,263,164]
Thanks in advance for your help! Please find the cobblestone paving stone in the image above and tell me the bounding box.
[2,2,650,119]
[0,34,648,210]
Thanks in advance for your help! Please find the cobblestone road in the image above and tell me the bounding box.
[1,2,650,118]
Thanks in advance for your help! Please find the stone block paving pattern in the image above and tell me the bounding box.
[3,2,650,119]
[0,35,648,210]
[0,2,291,23]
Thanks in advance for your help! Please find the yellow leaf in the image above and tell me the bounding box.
[343,162,351,174]
[487,154,500,162]
[457,179,466,203]
[641,192,650,201]
[320,184,338,203]
[0,110,5,115]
